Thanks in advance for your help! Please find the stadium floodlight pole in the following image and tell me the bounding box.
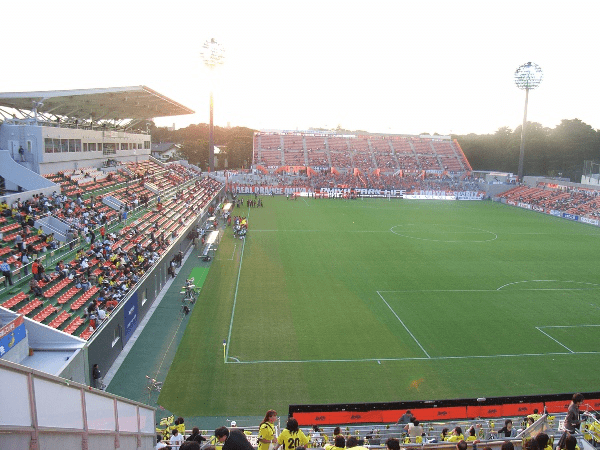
[201,38,225,172]
[514,62,543,182]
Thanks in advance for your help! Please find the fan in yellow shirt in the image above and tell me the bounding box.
[273,418,308,450]
[346,436,368,450]
[325,435,346,450]
[258,410,278,450]
[446,427,464,442]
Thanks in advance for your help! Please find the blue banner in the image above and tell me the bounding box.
[123,293,138,344]
[563,213,579,221]
[0,316,26,358]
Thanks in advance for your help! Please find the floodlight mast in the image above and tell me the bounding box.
[202,38,225,172]
[514,62,543,182]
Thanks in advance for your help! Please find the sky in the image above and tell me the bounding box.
[2,0,599,135]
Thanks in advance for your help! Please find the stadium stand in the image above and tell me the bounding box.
[0,165,222,341]
[498,184,600,219]
[253,132,471,178]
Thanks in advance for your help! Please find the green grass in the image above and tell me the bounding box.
[158,198,600,417]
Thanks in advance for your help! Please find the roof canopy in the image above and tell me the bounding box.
[0,86,194,121]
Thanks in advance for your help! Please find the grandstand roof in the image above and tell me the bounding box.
[0,86,194,121]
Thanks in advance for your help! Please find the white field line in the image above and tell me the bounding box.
[225,351,600,364]
[225,221,248,362]
[376,291,430,358]
[535,327,574,353]
[496,280,600,290]
[224,256,600,363]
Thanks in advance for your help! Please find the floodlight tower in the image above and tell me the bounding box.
[201,38,225,172]
[514,62,543,182]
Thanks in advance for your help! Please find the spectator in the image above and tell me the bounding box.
[29,278,43,297]
[497,419,517,438]
[156,434,170,449]
[565,393,584,433]
[170,429,184,450]
[274,418,309,450]
[441,428,450,441]
[1,259,13,286]
[186,427,206,444]
[214,426,253,450]
[447,427,464,442]
[92,364,105,389]
[310,425,326,448]
[564,435,577,450]
[180,442,200,450]
[258,410,277,450]
[535,433,551,450]
[397,410,413,424]
[385,438,400,450]
[21,252,30,276]
[405,419,423,442]
[346,436,368,450]
[32,258,40,281]
[467,426,478,441]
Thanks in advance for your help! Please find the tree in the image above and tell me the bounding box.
[456,119,599,179]
[549,119,600,180]
[180,139,209,170]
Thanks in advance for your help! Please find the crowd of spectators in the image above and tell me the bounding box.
[0,161,222,339]
[499,184,600,219]
[151,404,587,450]
[227,172,483,194]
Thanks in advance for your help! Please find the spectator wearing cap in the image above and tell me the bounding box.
[1,259,13,286]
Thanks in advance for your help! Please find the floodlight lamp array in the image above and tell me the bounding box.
[514,62,543,90]
[201,38,225,68]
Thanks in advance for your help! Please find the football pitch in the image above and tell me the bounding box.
[158,197,600,417]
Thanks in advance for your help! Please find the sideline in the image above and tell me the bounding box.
[225,210,249,363]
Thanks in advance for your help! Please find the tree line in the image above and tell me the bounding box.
[150,118,600,181]
[455,119,600,181]
[150,122,255,171]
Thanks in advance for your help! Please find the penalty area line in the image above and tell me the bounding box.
[535,327,574,353]
[377,291,431,359]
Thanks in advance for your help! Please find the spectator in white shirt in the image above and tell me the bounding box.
[170,428,184,449]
